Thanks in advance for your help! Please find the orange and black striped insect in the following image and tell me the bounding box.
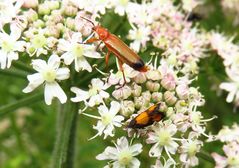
[81,17,148,85]
[127,102,165,129]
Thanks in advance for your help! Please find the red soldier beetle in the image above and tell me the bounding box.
[80,17,149,86]
[127,102,165,129]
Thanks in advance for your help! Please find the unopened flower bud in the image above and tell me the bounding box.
[38,4,51,15]
[164,91,177,105]
[161,73,176,91]
[46,25,60,38]
[166,107,174,117]
[120,101,135,117]
[33,19,44,28]
[176,84,189,100]
[134,96,150,109]
[47,37,58,48]
[146,81,160,92]
[66,18,76,30]
[142,91,151,102]
[152,92,163,102]
[167,54,177,66]
[48,10,63,23]
[133,73,146,84]
[22,0,38,8]
[112,86,132,100]
[159,102,167,112]
[47,1,60,10]
[24,9,38,22]
[131,83,142,97]
[63,6,78,16]
[146,69,161,80]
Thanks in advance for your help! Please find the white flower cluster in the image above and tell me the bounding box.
[212,123,239,168]
[210,32,239,106]
[0,0,223,167]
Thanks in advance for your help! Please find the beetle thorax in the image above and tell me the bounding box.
[94,26,109,41]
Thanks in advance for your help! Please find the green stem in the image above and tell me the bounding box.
[51,99,79,168]
[12,61,34,73]
[0,69,27,79]
[0,93,43,116]
[197,150,215,164]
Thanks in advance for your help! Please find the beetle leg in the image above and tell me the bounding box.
[118,59,127,88]
[86,37,100,43]
[105,51,111,71]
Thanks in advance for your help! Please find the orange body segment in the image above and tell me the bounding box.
[127,103,165,129]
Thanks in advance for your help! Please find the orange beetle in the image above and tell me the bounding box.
[81,17,148,84]
[127,102,165,129]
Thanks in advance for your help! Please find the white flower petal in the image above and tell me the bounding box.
[23,73,44,93]
[61,52,75,65]
[0,51,7,69]
[7,51,18,68]
[44,82,67,105]
[56,67,70,80]
[32,59,47,72]
[48,54,60,69]
[75,57,92,72]
[70,87,90,102]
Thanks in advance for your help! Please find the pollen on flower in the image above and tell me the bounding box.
[157,130,171,146]
[42,68,56,82]
[2,40,14,52]
[32,34,47,49]
[118,150,133,165]
[72,43,84,58]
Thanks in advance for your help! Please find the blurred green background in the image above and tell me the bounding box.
[1,0,239,167]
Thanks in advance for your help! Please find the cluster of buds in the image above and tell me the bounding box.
[210,32,239,106]
[212,123,239,168]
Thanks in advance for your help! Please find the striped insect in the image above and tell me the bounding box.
[81,17,148,85]
[127,102,165,129]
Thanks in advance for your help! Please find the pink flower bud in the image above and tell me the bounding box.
[152,92,163,102]
[22,0,38,8]
[134,96,150,109]
[159,102,168,112]
[142,91,151,102]
[24,9,38,22]
[146,69,162,80]
[146,81,160,92]
[164,91,177,105]
[120,101,135,117]
[131,83,142,97]
[161,73,176,91]
[63,6,78,16]
[176,84,189,100]
[133,73,146,84]
[112,86,132,100]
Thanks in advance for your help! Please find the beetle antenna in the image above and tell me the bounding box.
[80,16,95,27]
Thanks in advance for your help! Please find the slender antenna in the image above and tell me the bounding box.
[80,16,95,27]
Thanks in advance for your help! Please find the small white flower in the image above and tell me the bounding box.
[0,25,25,69]
[112,0,131,16]
[71,78,110,107]
[96,136,142,168]
[23,54,70,105]
[146,120,179,159]
[151,158,175,168]
[179,133,203,167]
[0,0,24,27]
[220,68,239,103]
[128,26,151,52]
[27,31,48,57]
[82,101,124,139]
[59,32,101,72]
